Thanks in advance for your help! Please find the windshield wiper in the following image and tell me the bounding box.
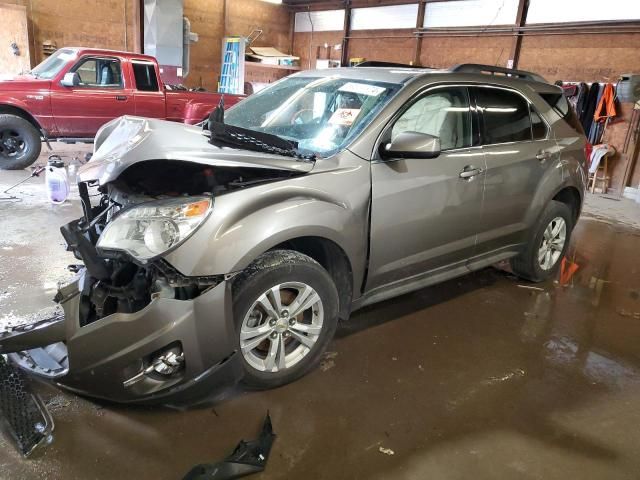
[205,99,315,162]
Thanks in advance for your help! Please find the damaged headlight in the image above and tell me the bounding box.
[97,197,212,261]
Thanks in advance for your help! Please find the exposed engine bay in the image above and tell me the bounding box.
[62,160,300,326]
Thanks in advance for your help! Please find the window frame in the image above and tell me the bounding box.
[67,55,124,89]
[470,85,551,147]
[376,84,476,161]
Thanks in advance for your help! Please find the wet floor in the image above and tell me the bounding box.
[1,165,640,479]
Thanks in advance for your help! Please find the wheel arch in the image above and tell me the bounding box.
[249,236,354,322]
[551,185,582,224]
[0,103,44,135]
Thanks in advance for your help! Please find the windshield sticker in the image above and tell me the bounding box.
[338,82,386,97]
[329,108,361,126]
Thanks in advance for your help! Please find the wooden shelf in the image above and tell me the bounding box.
[245,62,301,71]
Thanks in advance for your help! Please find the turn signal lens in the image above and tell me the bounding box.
[184,199,210,217]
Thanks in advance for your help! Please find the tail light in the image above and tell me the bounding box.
[585,142,593,168]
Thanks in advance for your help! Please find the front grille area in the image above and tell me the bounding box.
[0,356,53,456]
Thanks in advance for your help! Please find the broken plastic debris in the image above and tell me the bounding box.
[517,285,545,292]
[616,309,640,319]
[182,413,275,480]
[378,446,395,456]
[320,351,338,371]
[0,356,54,457]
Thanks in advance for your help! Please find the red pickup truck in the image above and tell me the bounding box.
[0,47,243,169]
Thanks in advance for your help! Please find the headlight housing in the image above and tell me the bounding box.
[97,197,212,261]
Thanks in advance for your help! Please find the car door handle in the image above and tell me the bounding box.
[536,150,551,161]
[115,95,128,101]
[459,166,483,179]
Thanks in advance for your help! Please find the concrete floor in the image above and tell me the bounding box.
[1,151,640,479]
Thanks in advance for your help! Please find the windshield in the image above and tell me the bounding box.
[31,49,77,79]
[224,75,401,157]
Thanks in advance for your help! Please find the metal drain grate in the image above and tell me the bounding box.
[0,356,53,456]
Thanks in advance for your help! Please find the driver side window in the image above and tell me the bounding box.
[71,57,122,88]
[392,87,472,151]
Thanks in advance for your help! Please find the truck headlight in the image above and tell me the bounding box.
[97,197,212,261]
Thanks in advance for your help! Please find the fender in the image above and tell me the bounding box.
[0,98,53,135]
[524,153,586,229]
[164,163,371,293]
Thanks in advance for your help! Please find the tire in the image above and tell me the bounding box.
[0,114,42,170]
[232,250,339,389]
[511,200,574,282]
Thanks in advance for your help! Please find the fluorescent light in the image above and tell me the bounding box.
[260,0,282,4]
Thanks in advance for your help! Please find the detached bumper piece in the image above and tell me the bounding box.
[0,356,53,457]
[183,413,275,480]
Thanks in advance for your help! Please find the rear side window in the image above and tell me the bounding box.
[530,108,548,140]
[475,88,532,144]
[540,92,585,135]
[132,62,159,91]
[540,92,569,117]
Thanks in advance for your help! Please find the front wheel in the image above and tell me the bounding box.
[0,114,42,170]
[511,200,574,282]
[232,250,339,389]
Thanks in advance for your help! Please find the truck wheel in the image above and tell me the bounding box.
[232,250,339,389]
[0,114,42,170]
[510,200,574,282]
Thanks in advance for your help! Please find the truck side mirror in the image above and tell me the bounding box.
[60,72,80,87]
[379,131,441,160]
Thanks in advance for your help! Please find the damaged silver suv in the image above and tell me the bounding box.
[1,64,587,406]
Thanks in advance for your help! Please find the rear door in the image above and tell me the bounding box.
[471,86,559,259]
[367,85,486,291]
[131,60,165,119]
[50,55,134,136]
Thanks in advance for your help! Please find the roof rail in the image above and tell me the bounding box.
[450,63,547,83]
[353,60,424,69]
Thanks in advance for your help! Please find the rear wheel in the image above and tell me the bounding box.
[233,250,339,389]
[511,200,573,282]
[0,114,42,170]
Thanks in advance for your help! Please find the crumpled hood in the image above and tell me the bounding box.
[78,116,315,185]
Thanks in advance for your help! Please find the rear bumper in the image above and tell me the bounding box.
[0,271,243,406]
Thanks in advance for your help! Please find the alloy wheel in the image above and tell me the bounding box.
[538,216,566,270]
[240,281,324,373]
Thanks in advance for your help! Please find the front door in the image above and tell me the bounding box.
[471,86,559,257]
[50,55,134,136]
[367,86,485,292]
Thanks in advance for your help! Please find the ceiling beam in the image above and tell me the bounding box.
[509,0,529,68]
[341,0,352,65]
[413,0,426,65]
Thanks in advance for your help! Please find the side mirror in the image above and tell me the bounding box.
[60,72,80,87]
[379,131,441,160]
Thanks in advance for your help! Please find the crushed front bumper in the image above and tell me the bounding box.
[0,271,243,406]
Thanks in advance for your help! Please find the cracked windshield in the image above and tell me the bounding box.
[224,76,400,157]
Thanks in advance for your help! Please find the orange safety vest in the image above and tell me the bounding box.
[594,83,616,122]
